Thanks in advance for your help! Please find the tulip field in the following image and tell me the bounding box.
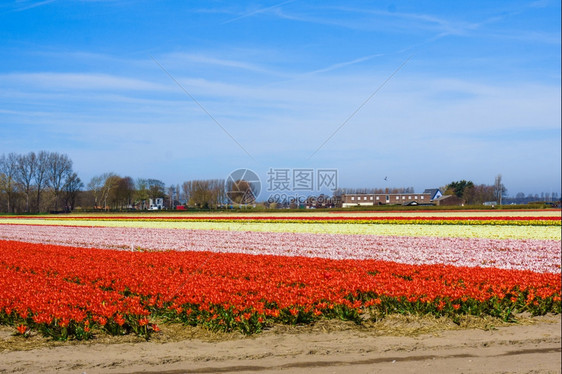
[0,210,560,341]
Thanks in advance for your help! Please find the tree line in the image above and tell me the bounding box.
[442,175,507,205]
[84,174,166,211]
[82,175,230,211]
[84,175,229,210]
[0,151,80,213]
[0,150,239,213]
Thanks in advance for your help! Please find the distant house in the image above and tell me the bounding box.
[341,188,444,208]
[342,191,429,207]
[423,188,443,200]
[148,198,164,210]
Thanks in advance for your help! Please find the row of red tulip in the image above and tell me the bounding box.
[1,239,559,339]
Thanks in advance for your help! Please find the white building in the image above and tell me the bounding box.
[148,198,164,210]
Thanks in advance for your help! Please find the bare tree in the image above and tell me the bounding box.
[104,176,134,209]
[494,174,507,205]
[47,153,73,211]
[34,151,50,212]
[88,172,116,210]
[102,175,121,210]
[463,184,495,205]
[167,185,176,209]
[182,180,192,204]
[88,174,104,209]
[183,179,226,209]
[63,172,84,211]
[15,152,37,213]
[113,176,135,209]
[0,153,19,213]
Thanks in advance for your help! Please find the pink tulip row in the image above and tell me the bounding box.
[0,224,559,273]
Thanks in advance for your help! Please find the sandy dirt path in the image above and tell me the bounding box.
[0,315,560,374]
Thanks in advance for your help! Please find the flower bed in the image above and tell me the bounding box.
[1,240,560,340]
[1,219,559,240]
[0,224,559,273]
[1,215,559,225]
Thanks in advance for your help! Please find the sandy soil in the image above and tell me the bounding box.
[0,315,560,374]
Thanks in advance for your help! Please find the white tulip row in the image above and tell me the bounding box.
[0,224,559,273]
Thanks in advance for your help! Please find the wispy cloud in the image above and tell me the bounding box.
[1,72,170,91]
[2,0,133,14]
[529,0,550,8]
[353,7,478,36]
[8,0,56,12]
[269,5,473,36]
[483,30,560,44]
[269,3,557,46]
[306,54,383,75]
[222,0,297,24]
[160,52,285,77]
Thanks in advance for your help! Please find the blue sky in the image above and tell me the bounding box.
[0,0,560,197]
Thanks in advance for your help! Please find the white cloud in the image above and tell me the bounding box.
[159,52,285,76]
[222,0,297,24]
[305,54,384,75]
[1,72,171,92]
[9,0,56,12]
[268,5,475,36]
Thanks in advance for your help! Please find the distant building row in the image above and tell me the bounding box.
[341,188,463,207]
